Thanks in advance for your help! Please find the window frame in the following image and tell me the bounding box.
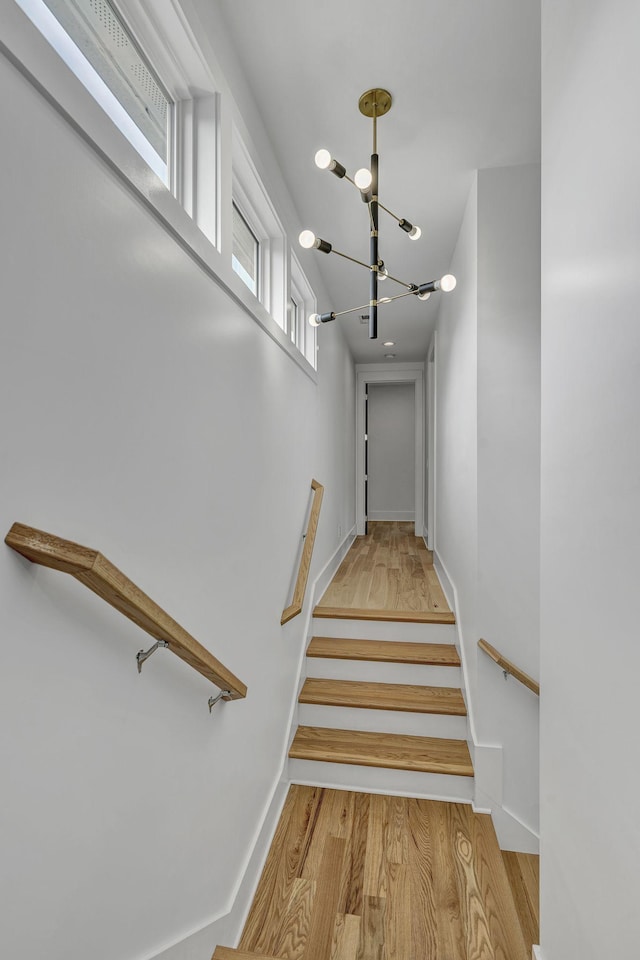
[3,0,318,381]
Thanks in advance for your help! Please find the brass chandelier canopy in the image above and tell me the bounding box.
[299,88,456,340]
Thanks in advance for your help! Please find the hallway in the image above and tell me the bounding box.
[315,523,453,622]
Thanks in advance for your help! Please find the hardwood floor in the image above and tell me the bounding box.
[315,522,453,620]
[238,785,531,960]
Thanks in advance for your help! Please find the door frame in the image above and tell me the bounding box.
[426,335,437,550]
[355,363,425,537]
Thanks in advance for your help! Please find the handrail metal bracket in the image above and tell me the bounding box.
[208,690,233,712]
[136,639,169,673]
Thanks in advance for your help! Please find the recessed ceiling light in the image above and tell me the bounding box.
[384,353,396,359]
[383,340,395,346]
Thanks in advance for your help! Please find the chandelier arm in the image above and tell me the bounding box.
[377,201,402,223]
[331,249,371,271]
[380,269,415,289]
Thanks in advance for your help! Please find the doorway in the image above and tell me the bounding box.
[356,365,424,537]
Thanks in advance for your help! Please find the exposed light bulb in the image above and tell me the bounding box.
[309,313,321,327]
[383,341,395,346]
[417,291,431,301]
[354,167,373,190]
[379,297,391,304]
[408,225,422,240]
[314,149,332,170]
[378,263,388,281]
[299,230,316,249]
[440,274,457,292]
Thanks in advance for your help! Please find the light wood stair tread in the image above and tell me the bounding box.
[289,725,474,777]
[299,677,467,715]
[313,605,456,623]
[212,948,283,960]
[307,635,460,666]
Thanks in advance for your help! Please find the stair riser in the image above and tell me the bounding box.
[306,657,461,686]
[298,703,468,739]
[312,618,458,643]
[288,758,474,802]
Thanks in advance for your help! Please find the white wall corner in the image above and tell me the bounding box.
[432,550,455,613]
[491,803,539,854]
[473,743,503,808]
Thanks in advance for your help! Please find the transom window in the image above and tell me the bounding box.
[20,0,172,181]
[232,202,260,296]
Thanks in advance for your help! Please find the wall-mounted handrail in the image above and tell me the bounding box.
[281,479,324,625]
[5,523,247,700]
[478,638,540,696]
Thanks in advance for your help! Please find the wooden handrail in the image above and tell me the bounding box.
[478,638,539,696]
[5,523,247,700]
[281,479,324,625]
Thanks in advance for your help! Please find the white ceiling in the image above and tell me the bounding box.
[213,0,540,363]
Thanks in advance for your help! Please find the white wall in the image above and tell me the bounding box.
[368,383,415,521]
[433,165,541,846]
[434,175,479,710]
[476,164,541,835]
[540,1,640,956]
[0,15,354,960]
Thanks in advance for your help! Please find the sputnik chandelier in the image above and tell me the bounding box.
[300,88,456,340]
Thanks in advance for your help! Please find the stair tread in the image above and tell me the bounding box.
[299,677,467,715]
[213,948,283,960]
[289,725,474,777]
[313,605,456,624]
[307,636,460,666]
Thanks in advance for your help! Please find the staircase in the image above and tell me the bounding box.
[287,610,474,800]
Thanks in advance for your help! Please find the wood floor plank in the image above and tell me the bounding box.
[357,895,386,960]
[289,726,474,777]
[384,862,411,960]
[299,678,467,715]
[305,836,346,960]
[331,914,361,960]
[406,799,438,960]
[363,793,388,899]
[336,791,369,917]
[270,877,315,960]
[307,637,460,667]
[431,802,466,960]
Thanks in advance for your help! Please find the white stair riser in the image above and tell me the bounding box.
[298,703,468,739]
[288,758,474,802]
[306,657,461,687]
[312,619,457,643]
